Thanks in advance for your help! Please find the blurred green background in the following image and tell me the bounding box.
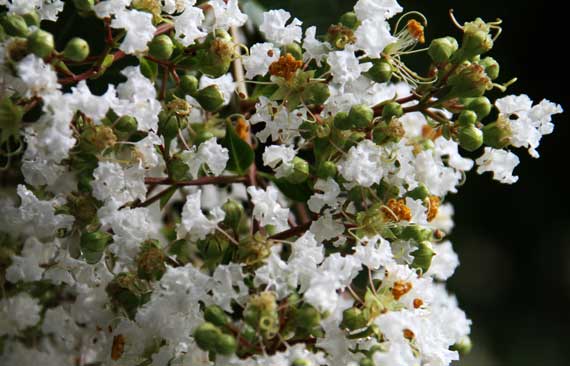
[256,1,569,365]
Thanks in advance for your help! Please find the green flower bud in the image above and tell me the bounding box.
[382,102,404,120]
[194,322,222,352]
[341,307,368,331]
[411,241,436,273]
[334,111,352,130]
[197,37,235,78]
[179,74,199,96]
[463,96,492,119]
[214,333,237,355]
[63,37,90,62]
[292,359,311,366]
[158,114,180,142]
[406,183,430,201]
[1,15,29,37]
[106,272,151,319]
[281,43,303,60]
[222,199,244,229]
[349,104,374,129]
[295,305,321,330]
[460,18,493,59]
[115,115,138,133]
[22,12,40,27]
[204,305,231,327]
[286,157,310,184]
[148,34,173,61]
[479,56,500,80]
[482,118,512,148]
[316,161,337,179]
[239,323,257,344]
[136,240,166,281]
[447,62,492,99]
[195,85,225,111]
[302,82,330,105]
[167,154,189,181]
[197,233,230,267]
[372,118,405,145]
[73,0,95,12]
[194,130,215,146]
[339,11,360,29]
[458,125,483,152]
[359,358,374,366]
[398,224,432,242]
[451,335,473,355]
[365,58,393,83]
[457,110,478,127]
[428,37,458,63]
[80,231,112,264]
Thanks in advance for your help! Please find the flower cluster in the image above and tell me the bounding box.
[0,1,562,366]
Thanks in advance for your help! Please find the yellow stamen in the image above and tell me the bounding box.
[382,198,412,222]
[407,19,425,44]
[392,281,413,300]
[236,117,250,142]
[426,195,440,222]
[111,334,125,361]
[269,53,303,81]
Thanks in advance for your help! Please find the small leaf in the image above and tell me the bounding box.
[222,120,254,175]
[139,57,158,81]
[160,186,178,210]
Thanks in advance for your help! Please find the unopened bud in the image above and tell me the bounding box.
[458,125,483,152]
[460,18,493,59]
[359,358,374,366]
[482,118,512,148]
[303,82,330,105]
[115,115,138,133]
[222,199,244,229]
[463,96,492,119]
[398,224,432,242]
[197,233,230,266]
[451,335,473,355]
[286,157,310,183]
[1,15,29,37]
[479,56,500,80]
[428,37,458,63]
[198,37,235,78]
[292,359,311,366]
[167,154,190,181]
[148,34,173,61]
[406,183,430,201]
[195,85,225,111]
[215,333,237,355]
[158,114,180,142]
[22,12,40,27]
[204,304,231,327]
[73,0,95,12]
[457,110,478,127]
[349,104,374,128]
[365,58,393,83]
[341,307,368,331]
[339,11,360,29]
[382,102,404,120]
[179,74,199,96]
[411,241,435,273]
[295,305,321,330]
[316,161,337,179]
[136,240,166,281]
[447,62,492,99]
[194,322,222,351]
[281,43,303,60]
[334,111,352,130]
[64,37,90,62]
[80,231,112,264]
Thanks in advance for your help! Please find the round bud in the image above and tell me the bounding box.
[316,161,337,179]
[457,110,478,127]
[339,11,360,29]
[22,12,40,27]
[365,58,393,83]
[197,234,230,266]
[341,307,368,331]
[198,37,235,78]
[303,82,330,105]
[359,358,374,366]
[63,37,90,62]
[482,119,512,149]
[428,37,458,63]
[406,183,430,201]
[461,19,493,58]
[214,334,237,355]
[382,101,404,120]
[194,131,215,146]
[463,97,492,119]
[148,34,173,60]
[334,111,352,130]
[292,359,311,366]
[158,114,180,142]
[398,224,432,242]
[295,305,321,330]
[73,0,95,12]
[458,125,483,152]
[349,104,374,128]
[167,154,189,181]
[281,43,303,60]
[194,322,222,351]
[479,56,500,80]
[451,336,473,355]
[447,62,492,99]
[136,240,166,281]
[28,29,54,58]
[1,15,29,37]
[222,199,244,229]
[80,231,112,264]
[195,85,225,111]
[411,241,435,273]
[286,157,310,184]
[115,115,138,133]
[204,305,231,327]
[179,74,199,96]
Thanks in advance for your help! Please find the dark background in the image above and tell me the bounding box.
[256,1,569,365]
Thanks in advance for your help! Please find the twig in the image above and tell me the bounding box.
[144,175,247,186]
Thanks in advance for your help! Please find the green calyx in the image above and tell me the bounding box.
[285,157,310,183]
[197,36,236,78]
[459,18,494,59]
[365,58,393,83]
[382,101,404,121]
[204,305,231,327]
[411,241,436,273]
[458,125,483,152]
[222,199,244,229]
[63,37,90,62]
[80,230,112,264]
[446,61,492,99]
[482,117,512,148]
[462,96,492,119]
[428,37,459,63]
[349,104,374,129]
[179,74,199,96]
[136,240,166,281]
[148,34,174,61]
[1,15,29,37]
[195,85,225,112]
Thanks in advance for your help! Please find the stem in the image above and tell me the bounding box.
[144,175,247,186]
[269,221,312,240]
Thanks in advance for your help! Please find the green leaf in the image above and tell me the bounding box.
[160,186,178,210]
[0,97,23,145]
[139,57,158,81]
[222,120,254,175]
[258,172,313,202]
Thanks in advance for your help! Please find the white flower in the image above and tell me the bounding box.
[181,137,229,177]
[243,42,280,79]
[427,241,459,280]
[303,26,330,66]
[0,293,41,336]
[112,9,156,54]
[135,132,163,168]
[209,0,248,29]
[475,147,520,184]
[310,214,345,242]
[249,97,304,143]
[307,178,341,213]
[262,145,296,178]
[354,0,403,20]
[327,47,372,87]
[6,237,57,283]
[354,19,396,57]
[338,140,384,187]
[353,236,395,270]
[69,81,117,123]
[247,186,290,232]
[91,161,147,205]
[177,190,225,240]
[259,9,303,46]
[173,0,206,46]
[94,0,130,18]
[16,54,59,98]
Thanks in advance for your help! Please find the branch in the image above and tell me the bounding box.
[144,175,247,186]
[269,221,312,240]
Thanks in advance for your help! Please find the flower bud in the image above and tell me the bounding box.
[73,0,95,12]
[115,115,138,133]
[281,43,303,60]
[372,119,405,145]
[382,102,404,120]
[428,37,458,63]
[136,240,166,281]
[194,131,215,146]
[63,37,90,62]
[167,154,190,181]
[292,359,311,366]
[80,125,117,153]
[204,304,231,327]
[316,161,337,179]
[339,11,360,29]
[0,97,23,144]
[197,37,235,78]
[359,358,374,366]
[214,333,237,355]
[148,34,173,61]
[295,304,321,331]
[463,96,492,119]
[286,157,310,184]
[457,110,478,127]
[365,58,393,83]
[158,114,180,142]
[411,241,435,273]
[458,125,483,152]
[341,307,368,331]
[315,123,331,138]
[334,111,352,130]
[195,85,225,111]
[398,224,432,242]
[479,56,500,80]
[222,199,244,229]
[194,322,222,351]
[460,18,493,59]
[197,233,230,267]
[1,15,29,37]
[447,62,492,99]
[179,74,199,96]
[106,272,151,319]
[451,335,473,354]
[482,118,512,148]
[80,231,112,264]
[349,104,374,129]
[22,12,40,27]
[302,82,330,105]
[406,183,430,201]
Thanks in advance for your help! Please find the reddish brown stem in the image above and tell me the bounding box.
[144,175,247,186]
